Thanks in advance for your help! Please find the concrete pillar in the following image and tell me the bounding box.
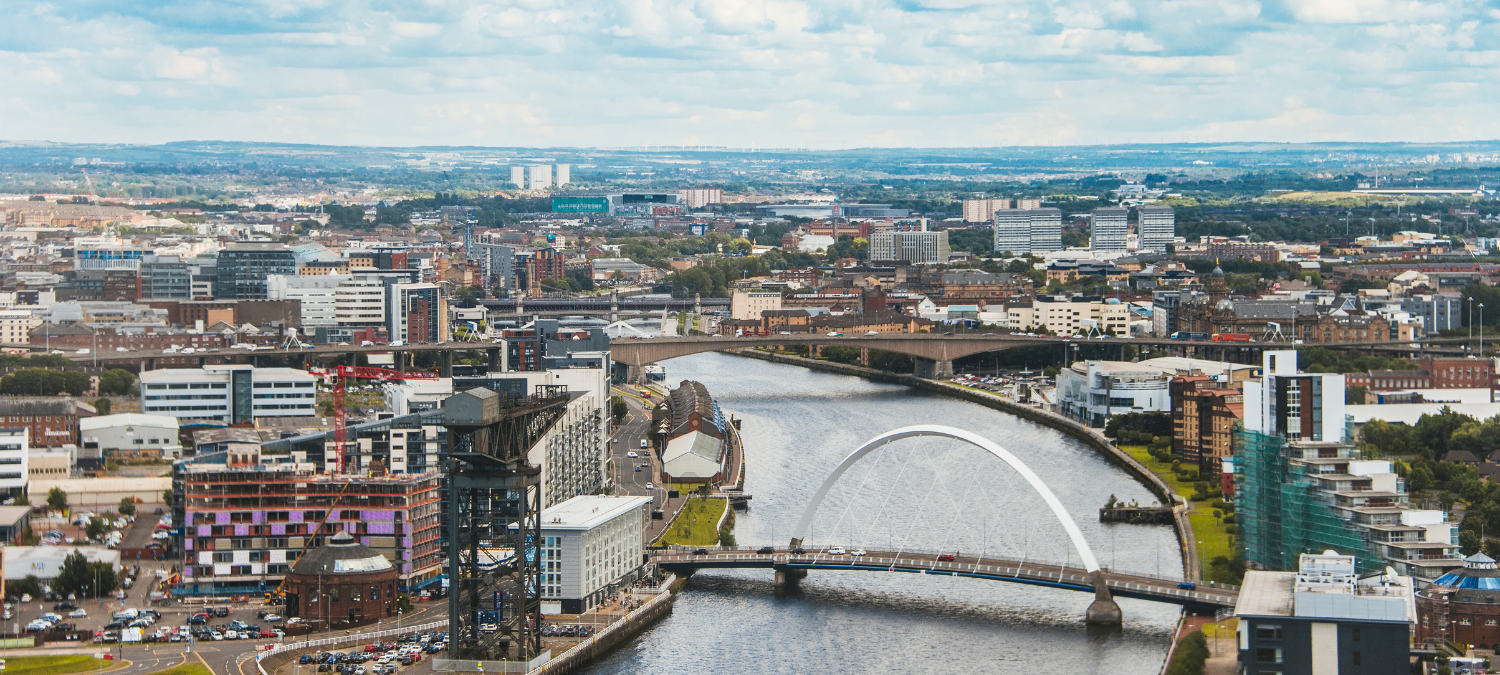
[1085,570,1123,625]
[610,290,619,324]
[516,296,525,316]
[693,293,701,317]
[487,348,502,373]
[626,364,644,384]
[773,567,806,588]
[913,357,954,379]
[440,350,454,378]
[860,347,870,366]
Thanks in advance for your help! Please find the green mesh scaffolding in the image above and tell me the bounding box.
[1236,428,1378,574]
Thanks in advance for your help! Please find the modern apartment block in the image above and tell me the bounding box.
[174,457,444,596]
[869,231,950,264]
[1090,207,1129,253]
[0,428,28,497]
[215,243,298,300]
[1028,208,1063,253]
[1237,350,1462,579]
[992,210,1033,255]
[266,274,343,328]
[140,365,317,423]
[536,495,651,614]
[1137,205,1175,253]
[387,283,447,344]
[510,166,525,187]
[469,242,517,291]
[528,165,553,190]
[678,188,723,209]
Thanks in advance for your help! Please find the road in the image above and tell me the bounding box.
[608,385,697,544]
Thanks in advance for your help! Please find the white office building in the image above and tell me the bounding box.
[993,210,1033,255]
[1137,205,1175,254]
[510,166,526,188]
[678,188,724,209]
[0,310,40,345]
[555,164,571,187]
[1091,207,1129,253]
[335,276,387,327]
[267,274,345,327]
[79,413,182,460]
[529,165,553,190]
[870,231,950,264]
[730,290,782,320]
[535,495,652,614]
[140,366,317,424]
[0,428,27,495]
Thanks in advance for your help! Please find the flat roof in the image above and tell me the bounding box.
[81,413,179,432]
[539,495,652,531]
[1236,571,1296,617]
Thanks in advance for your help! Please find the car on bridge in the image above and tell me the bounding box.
[756,546,774,554]
[827,547,846,555]
[937,554,956,561]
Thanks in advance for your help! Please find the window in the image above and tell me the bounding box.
[1352,652,1361,666]
[371,587,379,601]
[1255,648,1282,664]
[1255,625,1282,640]
[1351,627,1359,642]
[213,552,232,563]
[330,588,339,602]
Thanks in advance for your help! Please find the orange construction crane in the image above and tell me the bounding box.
[332,365,438,473]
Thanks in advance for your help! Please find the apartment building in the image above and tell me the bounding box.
[266,274,344,327]
[0,428,27,497]
[963,198,1011,223]
[216,243,298,300]
[1171,375,1244,479]
[175,460,444,596]
[1005,294,1130,335]
[0,309,40,345]
[730,290,783,320]
[1136,205,1175,254]
[869,231,950,264]
[1090,207,1129,253]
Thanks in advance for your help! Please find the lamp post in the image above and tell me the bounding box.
[1470,297,1475,352]
[1482,304,1486,357]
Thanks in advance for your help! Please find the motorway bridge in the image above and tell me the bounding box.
[50,332,1475,379]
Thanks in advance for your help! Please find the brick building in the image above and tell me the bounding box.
[1171,376,1245,479]
[283,531,399,629]
[0,398,96,448]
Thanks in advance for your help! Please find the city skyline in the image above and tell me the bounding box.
[2,0,1497,148]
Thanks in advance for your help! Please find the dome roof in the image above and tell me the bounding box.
[1211,265,1225,277]
[1430,552,1500,589]
[290,531,394,576]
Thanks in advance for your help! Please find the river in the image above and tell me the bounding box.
[586,352,1184,674]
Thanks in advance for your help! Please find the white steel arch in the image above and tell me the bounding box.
[790,424,1101,573]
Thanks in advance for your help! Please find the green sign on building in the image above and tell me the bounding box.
[552,197,609,213]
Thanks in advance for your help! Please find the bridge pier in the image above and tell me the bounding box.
[913,357,953,380]
[860,347,869,366]
[487,348,502,372]
[625,364,645,384]
[440,350,454,378]
[1085,570,1123,625]
[774,567,806,588]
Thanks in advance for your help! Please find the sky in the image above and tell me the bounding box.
[1,0,1498,148]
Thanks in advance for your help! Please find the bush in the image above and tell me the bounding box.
[1222,514,1235,525]
[1165,631,1209,675]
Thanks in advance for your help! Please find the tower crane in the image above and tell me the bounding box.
[330,365,438,473]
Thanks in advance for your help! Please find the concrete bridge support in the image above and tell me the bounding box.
[625,364,645,384]
[913,357,954,380]
[487,348,502,372]
[774,567,806,588]
[1085,570,1123,625]
[860,347,870,366]
[440,350,454,378]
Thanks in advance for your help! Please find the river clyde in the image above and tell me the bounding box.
[587,352,1185,674]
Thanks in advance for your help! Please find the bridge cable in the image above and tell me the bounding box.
[851,435,924,556]
[894,439,966,566]
[930,443,988,565]
[817,433,894,556]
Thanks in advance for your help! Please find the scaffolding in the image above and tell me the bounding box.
[1236,428,1378,574]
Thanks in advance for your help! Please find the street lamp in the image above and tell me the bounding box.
[1482,304,1486,356]
[1470,297,1475,351]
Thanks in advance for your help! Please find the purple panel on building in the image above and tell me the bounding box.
[234,525,249,537]
[185,539,194,551]
[272,524,286,535]
[368,522,395,535]
[252,512,265,524]
[362,511,396,521]
[217,513,230,524]
[197,525,211,537]
[290,511,303,522]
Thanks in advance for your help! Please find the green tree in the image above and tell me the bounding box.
[92,398,111,416]
[1345,385,1367,405]
[118,497,135,517]
[46,486,67,512]
[8,575,42,600]
[1165,631,1209,675]
[610,396,628,423]
[85,517,110,541]
[98,369,137,397]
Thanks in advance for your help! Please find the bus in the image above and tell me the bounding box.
[1210,333,1253,342]
[1170,332,1210,341]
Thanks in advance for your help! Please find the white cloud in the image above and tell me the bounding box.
[0,0,1494,145]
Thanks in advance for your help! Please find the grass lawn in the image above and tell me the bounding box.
[1120,445,1239,582]
[656,496,727,547]
[142,665,212,675]
[5,656,117,675]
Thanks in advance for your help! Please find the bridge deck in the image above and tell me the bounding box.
[650,549,1238,609]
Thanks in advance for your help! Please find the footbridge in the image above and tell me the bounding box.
[648,548,1238,611]
[653,425,1238,624]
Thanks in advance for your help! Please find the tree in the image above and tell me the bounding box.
[46,486,67,512]
[92,398,111,416]
[54,551,116,598]
[118,497,135,517]
[610,396,628,423]
[85,517,110,541]
[1345,385,1367,405]
[12,492,28,506]
[0,369,90,396]
[98,369,137,397]
[8,575,42,600]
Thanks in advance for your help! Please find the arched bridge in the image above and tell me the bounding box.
[650,425,1240,623]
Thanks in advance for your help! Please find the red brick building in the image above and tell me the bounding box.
[284,531,398,630]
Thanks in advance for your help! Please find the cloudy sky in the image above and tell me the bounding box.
[2,0,1497,148]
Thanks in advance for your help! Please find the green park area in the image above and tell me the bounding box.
[1120,445,1243,584]
[5,656,120,675]
[143,665,212,675]
[656,496,728,547]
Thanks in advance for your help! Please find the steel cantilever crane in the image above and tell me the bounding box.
[331,364,438,473]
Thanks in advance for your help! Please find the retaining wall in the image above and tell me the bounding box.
[527,574,679,675]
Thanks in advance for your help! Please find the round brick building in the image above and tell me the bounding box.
[1416,552,1500,648]
[284,531,398,630]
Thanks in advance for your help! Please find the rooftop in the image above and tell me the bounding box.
[539,495,652,531]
